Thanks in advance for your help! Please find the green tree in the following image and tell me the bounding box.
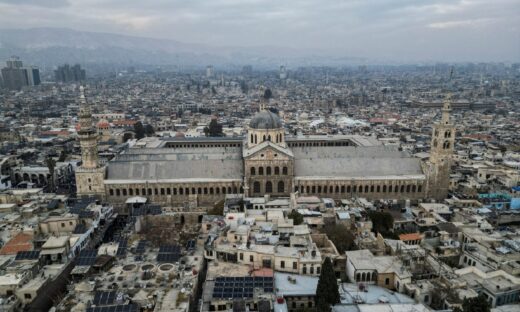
[58,150,67,162]
[205,119,223,137]
[122,132,133,142]
[45,156,56,192]
[461,295,490,312]
[288,210,304,225]
[323,224,357,254]
[263,88,272,100]
[367,211,394,235]
[144,124,155,136]
[316,257,340,312]
[134,121,145,139]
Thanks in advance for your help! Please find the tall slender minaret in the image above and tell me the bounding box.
[75,86,106,198]
[78,86,99,169]
[427,95,455,200]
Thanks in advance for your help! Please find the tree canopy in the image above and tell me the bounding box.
[454,295,490,312]
[367,211,394,236]
[288,210,304,226]
[323,224,358,254]
[204,119,224,137]
[263,88,272,100]
[316,257,340,312]
[133,121,145,139]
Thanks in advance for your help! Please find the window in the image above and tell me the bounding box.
[116,189,120,196]
[129,188,134,196]
[266,167,272,175]
[265,181,273,193]
[293,262,297,270]
[160,188,165,195]
[385,278,390,285]
[109,189,114,196]
[154,188,158,195]
[282,167,288,175]
[24,294,31,299]
[278,181,284,193]
[250,255,254,262]
[259,167,264,175]
[275,167,280,175]
[61,223,65,227]
[250,167,256,175]
[122,189,127,196]
[240,253,243,260]
[281,261,285,268]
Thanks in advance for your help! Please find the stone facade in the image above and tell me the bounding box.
[426,96,456,200]
[75,86,106,199]
[75,91,454,210]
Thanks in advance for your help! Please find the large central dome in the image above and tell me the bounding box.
[249,110,282,129]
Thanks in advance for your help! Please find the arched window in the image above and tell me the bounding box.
[306,186,310,193]
[266,167,272,175]
[216,187,220,194]
[263,135,266,142]
[443,141,450,149]
[266,181,273,193]
[412,185,416,192]
[254,135,258,144]
[278,181,284,193]
[317,186,322,193]
[433,139,438,148]
[122,189,127,196]
[365,185,369,193]
[370,185,374,192]
[335,186,340,193]
[116,189,120,196]
[274,167,280,175]
[259,167,264,175]
[250,167,256,175]
[109,189,114,196]
[394,185,399,192]
[228,187,232,194]
[129,189,133,196]
[250,134,254,143]
[383,185,387,192]
[254,182,260,193]
[282,167,288,175]
[222,187,226,194]
[400,185,405,193]
[267,135,271,141]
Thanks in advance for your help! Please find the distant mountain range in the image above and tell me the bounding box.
[0,27,366,70]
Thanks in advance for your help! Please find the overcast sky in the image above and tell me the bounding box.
[0,0,518,62]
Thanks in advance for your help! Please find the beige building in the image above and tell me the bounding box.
[75,89,455,210]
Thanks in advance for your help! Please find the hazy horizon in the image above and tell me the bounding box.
[0,0,519,63]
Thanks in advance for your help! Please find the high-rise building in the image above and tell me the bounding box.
[0,56,41,90]
[206,65,214,78]
[279,65,287,79]
[54,64,86,83]
[242,65,253,76]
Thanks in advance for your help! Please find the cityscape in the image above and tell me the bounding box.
[0,1,519,312]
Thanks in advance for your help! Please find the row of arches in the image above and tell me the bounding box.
[250,133,284,144]
[14,173,50,185]
[434,129,452,139]
[433,139,451,150]
[108,184,243,197]
[297,182,423,195]
[250,166,288,176]
[287,141,352,148]
[252,181,285,194]
[165,142,241,149]
[356,271,377,282]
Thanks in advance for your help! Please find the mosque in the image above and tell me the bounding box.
[75,87,455,209]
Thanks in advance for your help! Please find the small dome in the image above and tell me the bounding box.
[249,110,282,129]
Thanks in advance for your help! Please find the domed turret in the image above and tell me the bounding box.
[247,108,285,148]
[249,110,282,130]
